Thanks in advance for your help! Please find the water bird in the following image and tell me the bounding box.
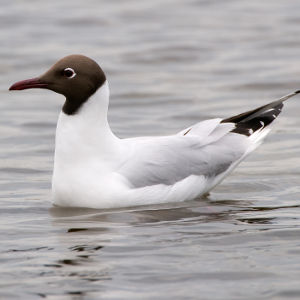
[9,55,299,208]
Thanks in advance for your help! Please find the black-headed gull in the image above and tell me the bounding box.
[9,55,299,208]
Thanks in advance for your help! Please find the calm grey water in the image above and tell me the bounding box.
[1,1,300,299]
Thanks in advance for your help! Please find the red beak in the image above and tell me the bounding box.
[9,77,48,91]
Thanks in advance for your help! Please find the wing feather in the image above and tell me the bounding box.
[118,120,247,188]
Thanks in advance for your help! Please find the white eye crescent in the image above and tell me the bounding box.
[63,67,76,79]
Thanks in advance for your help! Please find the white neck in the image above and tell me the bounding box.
[54,81,120,166]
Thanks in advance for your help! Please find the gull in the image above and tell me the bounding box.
[9,55,299,208]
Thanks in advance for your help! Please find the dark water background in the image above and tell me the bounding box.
[1,1,300,299]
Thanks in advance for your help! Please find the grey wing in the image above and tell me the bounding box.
[118,120,249,188]
[119,90,298,189]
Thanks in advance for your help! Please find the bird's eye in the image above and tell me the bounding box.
[62,67,76,79]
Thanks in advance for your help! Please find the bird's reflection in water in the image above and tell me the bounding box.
[49,196,250,225]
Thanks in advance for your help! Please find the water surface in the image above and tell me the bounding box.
[1,0,300,299]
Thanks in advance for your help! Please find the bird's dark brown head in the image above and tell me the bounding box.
[9,54,106,115]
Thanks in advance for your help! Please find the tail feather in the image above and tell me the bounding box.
[222,90,300,137]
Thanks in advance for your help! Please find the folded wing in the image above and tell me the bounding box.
[119,120,247,188]
[118,91,299,189]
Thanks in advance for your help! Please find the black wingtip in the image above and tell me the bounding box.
[295,90,300,94]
